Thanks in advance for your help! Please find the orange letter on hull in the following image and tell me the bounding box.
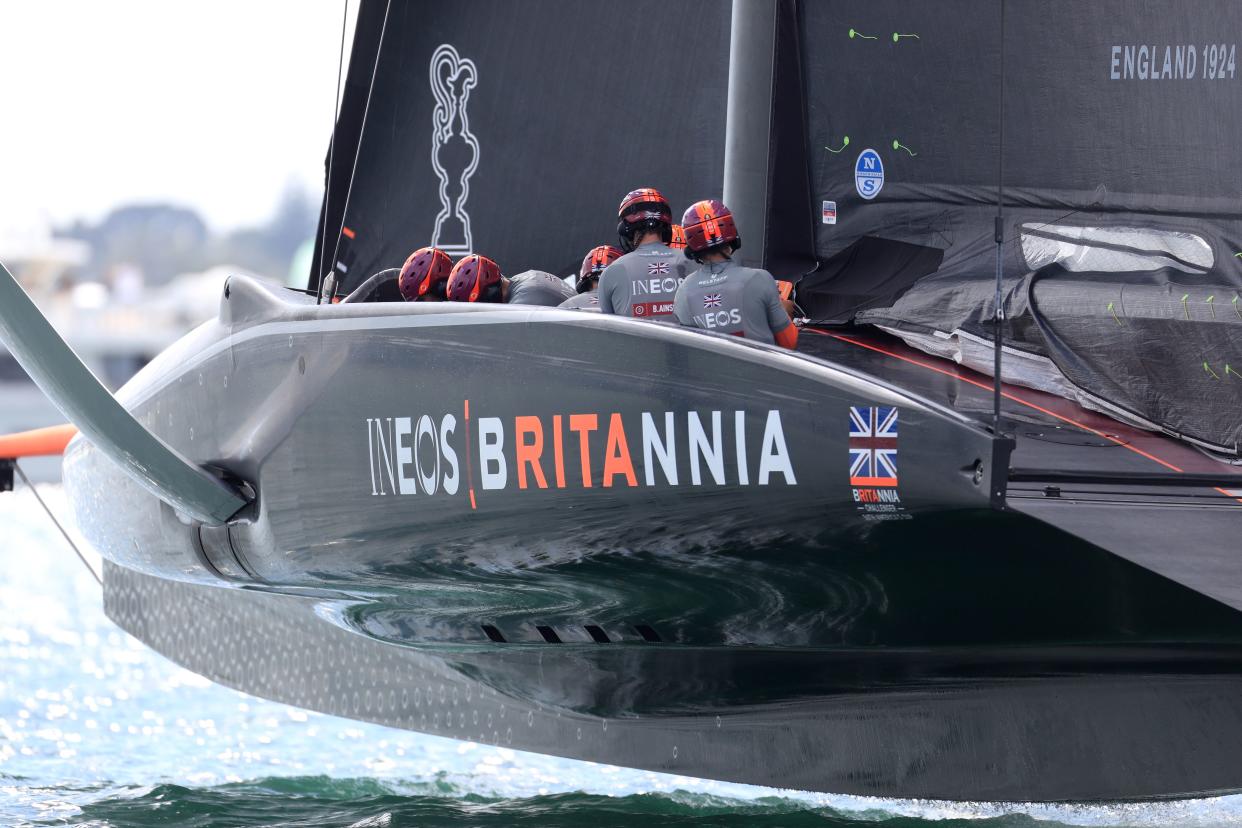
[568,414,598,487]
[515,416,548,489]
[552,414,566,488]
[602,413,637,487]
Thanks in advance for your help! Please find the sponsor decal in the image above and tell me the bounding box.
[647,261,670,276]
[854,148,884,200]
[630,276,681,295]
[429,44,480,256]
[822,200,837,225]
[632,301,675,317]
[365,407,797,503]
[703,293,722,308]
[848,405,908,521]
[849,406,897,486]
[692,308,742,330]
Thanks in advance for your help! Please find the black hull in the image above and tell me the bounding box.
[59,280,1242,801]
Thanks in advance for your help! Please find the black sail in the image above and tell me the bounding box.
[313,0,1242,452]
[311,0,732,291]
[796,1,1242,453]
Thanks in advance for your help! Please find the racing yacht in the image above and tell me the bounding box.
[2,0,1241,802]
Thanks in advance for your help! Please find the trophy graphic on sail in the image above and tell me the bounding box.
[429,45,479,257]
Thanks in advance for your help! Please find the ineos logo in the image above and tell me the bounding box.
[366,415,460,496]
[697,308,742,329]
[631,277,681,294]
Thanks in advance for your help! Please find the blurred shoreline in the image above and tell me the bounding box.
[0,191,318,483]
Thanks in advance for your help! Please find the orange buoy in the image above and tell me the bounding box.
[0,424,78,458]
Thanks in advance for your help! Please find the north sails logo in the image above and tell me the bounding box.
[429,44,479,256]
[365,406,797,504]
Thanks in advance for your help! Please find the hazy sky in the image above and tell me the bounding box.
[0,2,357,233]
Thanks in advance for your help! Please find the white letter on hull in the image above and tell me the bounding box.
[440,414,459,495]
[688,411,725,486]
[367,419,378,495]
[479,417,508,490]
[416,415,439,495]
[372,417,399,495]
[641,412,678,486]
[758,410,796,485]
[734,411,749,485]
[395,417,417,495]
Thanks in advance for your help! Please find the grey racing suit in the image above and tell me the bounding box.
[673,259,791,345]
[506,270,576,306]
[558,291,601,310]
[596,241,691,320]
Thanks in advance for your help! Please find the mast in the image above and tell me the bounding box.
[723,0,777,269]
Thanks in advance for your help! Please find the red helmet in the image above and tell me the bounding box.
[681,199,740,259]
[577,244,623,293]
[398,246,452,301]
[616,187,673,251]
[446,254,503,302]
[669,224,688,251]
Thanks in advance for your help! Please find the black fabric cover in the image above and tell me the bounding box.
[800,0,1242,453]
[798,236,943,323]
[311,0,731,291]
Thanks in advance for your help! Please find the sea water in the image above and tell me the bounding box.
[3,486,1242,827]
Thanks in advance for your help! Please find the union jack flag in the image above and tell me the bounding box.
[647,261,670,275]
[848,406,898,486]
[703,293,722,308]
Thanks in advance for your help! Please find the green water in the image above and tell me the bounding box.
[40,779,1049,827]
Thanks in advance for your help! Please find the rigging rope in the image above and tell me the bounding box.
[316,0,352,304]
[992,0,1006,434]
[14,462,102,586]
[322,0,394,303]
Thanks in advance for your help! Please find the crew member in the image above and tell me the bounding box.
[559,244,622,310]
[398,246,453,301]
[673,199,798,350]
[597,188,691,320]
[446,254,576,306]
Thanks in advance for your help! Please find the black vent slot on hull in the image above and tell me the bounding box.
[634,624,662,643]
[481,624,505,643]
[536,625,562,643]
[585,625,611,643]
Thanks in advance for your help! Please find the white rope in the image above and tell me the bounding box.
[14,462,102,586]
[316,0,352,304]
[324,0,394,295]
